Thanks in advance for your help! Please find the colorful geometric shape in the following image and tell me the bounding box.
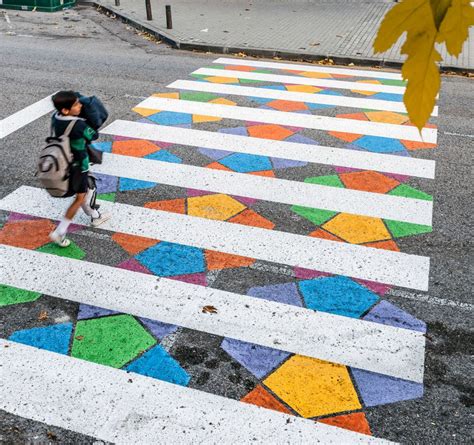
[136,242,206,277]
[77,304,119,320]
[299,276,379,318]
[322,214,391,244]
[187,194,246,221]
[319,412,372,436]
[363,300,426,332]
[144,150,182,163]
[205,250,255,270]
[219,153,273,173]
[248,282,303,307]
[36,241,86,260]
[247,124,294,140]
[365,111,409,125]
[241,385,291,414]
[126,344,190,386]
[145,198,186,214]
[384,219,432,238]
[291,206,336,226]
[112,232,159,255]
[264,355,361,418]
[139,317,178,340]
[228,209,275,229]
[221,338,290,379]
[9,323,73,355]
[112,140,160,157]
[388,184,432,201]
[148,111,193,126]
[116,258,153,275]
[71,315,156,368]
[0,219,56,250]
[340,171,399,194]
[0,285,41,307]
[119,177,157,191]
[354,136,406,153]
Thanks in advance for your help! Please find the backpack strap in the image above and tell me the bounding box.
[64,119,77,137]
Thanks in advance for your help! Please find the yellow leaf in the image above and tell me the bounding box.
[401,29,442,131]
[437,0,474,56]
[373,0,431,53]
[430,0,452,28]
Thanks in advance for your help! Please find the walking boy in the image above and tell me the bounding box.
[49,91,110,247]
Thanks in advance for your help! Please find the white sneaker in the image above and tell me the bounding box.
[91,211,111,227]
[49,231,71,248]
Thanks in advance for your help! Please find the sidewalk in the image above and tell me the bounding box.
[91,0,473,71]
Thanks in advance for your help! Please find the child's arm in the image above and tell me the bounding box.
[70,122,97,172]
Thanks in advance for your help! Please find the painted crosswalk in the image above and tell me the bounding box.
[0,57,438,442]
[135,96,437,142]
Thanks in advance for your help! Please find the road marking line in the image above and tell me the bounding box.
[193,68,406,95]
[0,245,425,382]
[168,79,438,116]
[443,131,474,138]
[136,97,437,143]
[215,57,404,81]
[0,94,54,139]
[0,186,430,290]
[102,120,436,178]
[92,152,433,225]
[0,340,394,444]
[387,289,474,311]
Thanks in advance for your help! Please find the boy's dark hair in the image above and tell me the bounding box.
[52,91,77,113]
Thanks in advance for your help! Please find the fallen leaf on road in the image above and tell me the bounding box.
[202,305,218,314]
[75,335,84,341]
[38,310,48,321]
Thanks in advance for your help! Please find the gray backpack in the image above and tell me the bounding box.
[37,119,76,197]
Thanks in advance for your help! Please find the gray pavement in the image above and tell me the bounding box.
[90,0,474,70]
[0,6,473,444]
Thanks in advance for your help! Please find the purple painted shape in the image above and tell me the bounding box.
[218,126,248,137]
[139,317,178,340]
[152,140,174,149]
[363,300,426,332]
[284,134,318,145]
[282,125,302,132]
[334,166,360,174]
[351,368,424,407]
[221,338,290,379]
[78,304,118,320]
[245,121,262,126]
[248,282,302,307]
[294,267,330,280]
[270,157,307,169]
[385,172,409,183]
[94,173,118,194]
[355,278,391,296]
[113,135,135,142]
[67,223,83,234]
[7,212,40,222]
[198,147,233,160]
[117,258,152,275]
[169,272,207,286]
[186,188,213,197]
[231,195,258,206]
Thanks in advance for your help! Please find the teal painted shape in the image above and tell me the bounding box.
[119,177,157,191]
[126,345,190,386]
[148,111,193,126]
[299,276,379,318]
[92,142,113,153]
[145,150,182,163]
[9,323,73,354]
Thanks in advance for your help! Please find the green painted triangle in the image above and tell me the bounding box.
[239,78,264,84]
[208,65,225,70]
[180,91,218,102]
[379,79,407,87]
[291,205,337,226]
[98,192,116,202]
[254,69,275,74]
[304,175,345,188]
[191,74,208,80]
[0,284,41,307]
[37,241,86,260]
[388,184,432,201]
[384,219,432,238]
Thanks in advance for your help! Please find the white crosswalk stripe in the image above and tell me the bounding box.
[91,152,433,225]
[193,68,406,94]
[102,120,436,178]
[0,186,430,290]
[167,79,438,116]
[1,58,435,442]
[214,57,404,80]
[1,245,425,381]
[0,340,394,444]
[136,96,437,143]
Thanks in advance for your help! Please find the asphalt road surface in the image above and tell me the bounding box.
[0,6,473,445]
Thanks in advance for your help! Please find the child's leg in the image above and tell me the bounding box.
[50,193,86,246]
[80,187,100,218]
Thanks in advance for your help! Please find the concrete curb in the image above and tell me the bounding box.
[80,1,473,74]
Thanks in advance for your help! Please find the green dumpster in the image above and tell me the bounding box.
[0,0,76,12]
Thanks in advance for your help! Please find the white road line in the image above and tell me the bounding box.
[0,94,54,139]
[168,79,438,116]
[387,289,474,311]
[215,57,404,81]
[193,68,406,95]
[137,97,437,143]
[102,120,436,179]
[92,152,433,225]
[0,341,394,444]
[0,245,426,382]
[0,186,430,290]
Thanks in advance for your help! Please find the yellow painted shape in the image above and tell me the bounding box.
[152,92,180,99]
[264,355,361,418]
[351,80,381,96]
[365,111,409,125]
[187,194,246,221]
[209,98,237,106]
[322,213,391,244]
[204,76,239,84]
[132,107,158,117]
[192,114,222,123]
[298,71,333,79]
[285,85,323,94]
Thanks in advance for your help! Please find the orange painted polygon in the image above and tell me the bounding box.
[112,233,158,255]
[0,219,56,250]
[248,124,294,140]
[241,385,291,414]
[205,250,255,270]
[145,199,186,214]
[319,412,372,435]
[112,140,160,157]
[229,209,275,229]
[340,171,399,194]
